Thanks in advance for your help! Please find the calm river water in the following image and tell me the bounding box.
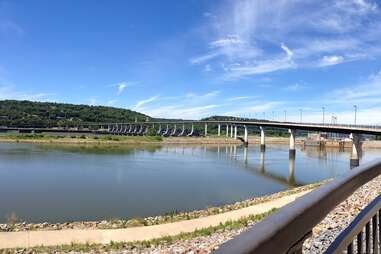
[0,142,379,223]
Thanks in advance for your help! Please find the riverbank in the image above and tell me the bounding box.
[0,181,325,233]
[2,175,377,253]
[0,135,243,145]
[0,181,327,250]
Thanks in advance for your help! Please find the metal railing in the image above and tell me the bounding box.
[324,195,380,254]
[213,159,381,254]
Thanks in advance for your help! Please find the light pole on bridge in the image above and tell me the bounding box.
[354,105,358,125]
[284,110,287,122]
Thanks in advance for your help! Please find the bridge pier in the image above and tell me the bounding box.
[171,124,177,136]
[288,155,296,185]
[230,125,233,138]
[350,133,360,168]
[226,125,229,138]
[234,125,237,139]
[244,125,248,146]
[260,126,266,151]
[205,123,208,136]
[218,124,221,136]
[289,129,296,159]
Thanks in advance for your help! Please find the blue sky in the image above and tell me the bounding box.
[1,0,381,123]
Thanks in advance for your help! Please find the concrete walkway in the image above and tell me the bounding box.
[0,190,310,249]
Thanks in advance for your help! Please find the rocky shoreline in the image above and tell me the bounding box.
[0,181,324,233]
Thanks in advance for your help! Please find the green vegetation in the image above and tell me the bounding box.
[202,115,291,137]
[3,209,276,253]
[0,100,149,127]
[0,133,163,143]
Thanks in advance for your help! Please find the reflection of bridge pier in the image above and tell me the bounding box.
[243,146,248,165]
[259,150,265,173]
[288,154,296,186]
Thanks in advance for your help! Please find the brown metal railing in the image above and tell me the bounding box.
[213,159,381,254]
[324,195,380,254]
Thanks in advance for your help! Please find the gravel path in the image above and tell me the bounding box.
[2,175,380,254]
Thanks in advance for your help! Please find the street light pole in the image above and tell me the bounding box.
[284,110,287,122]
[354,105,357,125]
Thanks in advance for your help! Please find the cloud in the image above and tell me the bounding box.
[210,35,245,48]
[0,77,51,101]
[109,81,136,95]
[107,99,118,106]
[142,104,219,119]
[133,95,160,110]
[281,43,293,58]
[319,55,345,66]
[227,96,251,101]
[204,64,212,72]
[190,0,381,79]
[285,83,304,91]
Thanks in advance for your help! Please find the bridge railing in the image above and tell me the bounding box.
[213,159,381,254]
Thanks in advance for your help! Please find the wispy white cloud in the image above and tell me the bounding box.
[133,95,160,110]
[319,55,345,66]
[191,0,381,79]
[227,96,251,101]
[284,83,304,91]
[0,77,51,101]
[108,81,136,95]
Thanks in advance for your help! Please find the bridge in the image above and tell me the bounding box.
[3,119,381,167]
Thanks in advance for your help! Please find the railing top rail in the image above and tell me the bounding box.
[213,159,381,254]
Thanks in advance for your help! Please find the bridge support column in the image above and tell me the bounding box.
[226,125,229,137]
[234,125,237,139]
[230,125,233,138]
[205,123,208,136]
[289,129,296,159]
[218,124,221,136]
[350,133,360,168]
[260,126,265,152]
[244,125,248,146]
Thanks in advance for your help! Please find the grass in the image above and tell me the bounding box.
[1,209,276,253]
[0,134,164,143]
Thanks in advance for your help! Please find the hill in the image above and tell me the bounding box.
[0,100,150,127]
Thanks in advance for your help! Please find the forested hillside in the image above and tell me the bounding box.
[0,100,150,127]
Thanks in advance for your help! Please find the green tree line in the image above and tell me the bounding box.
[0,100,150,127]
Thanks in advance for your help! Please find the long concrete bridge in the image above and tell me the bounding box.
[2,120,381,166]
[102,120,381,166]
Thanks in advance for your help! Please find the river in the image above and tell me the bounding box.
[0,142,379,223]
